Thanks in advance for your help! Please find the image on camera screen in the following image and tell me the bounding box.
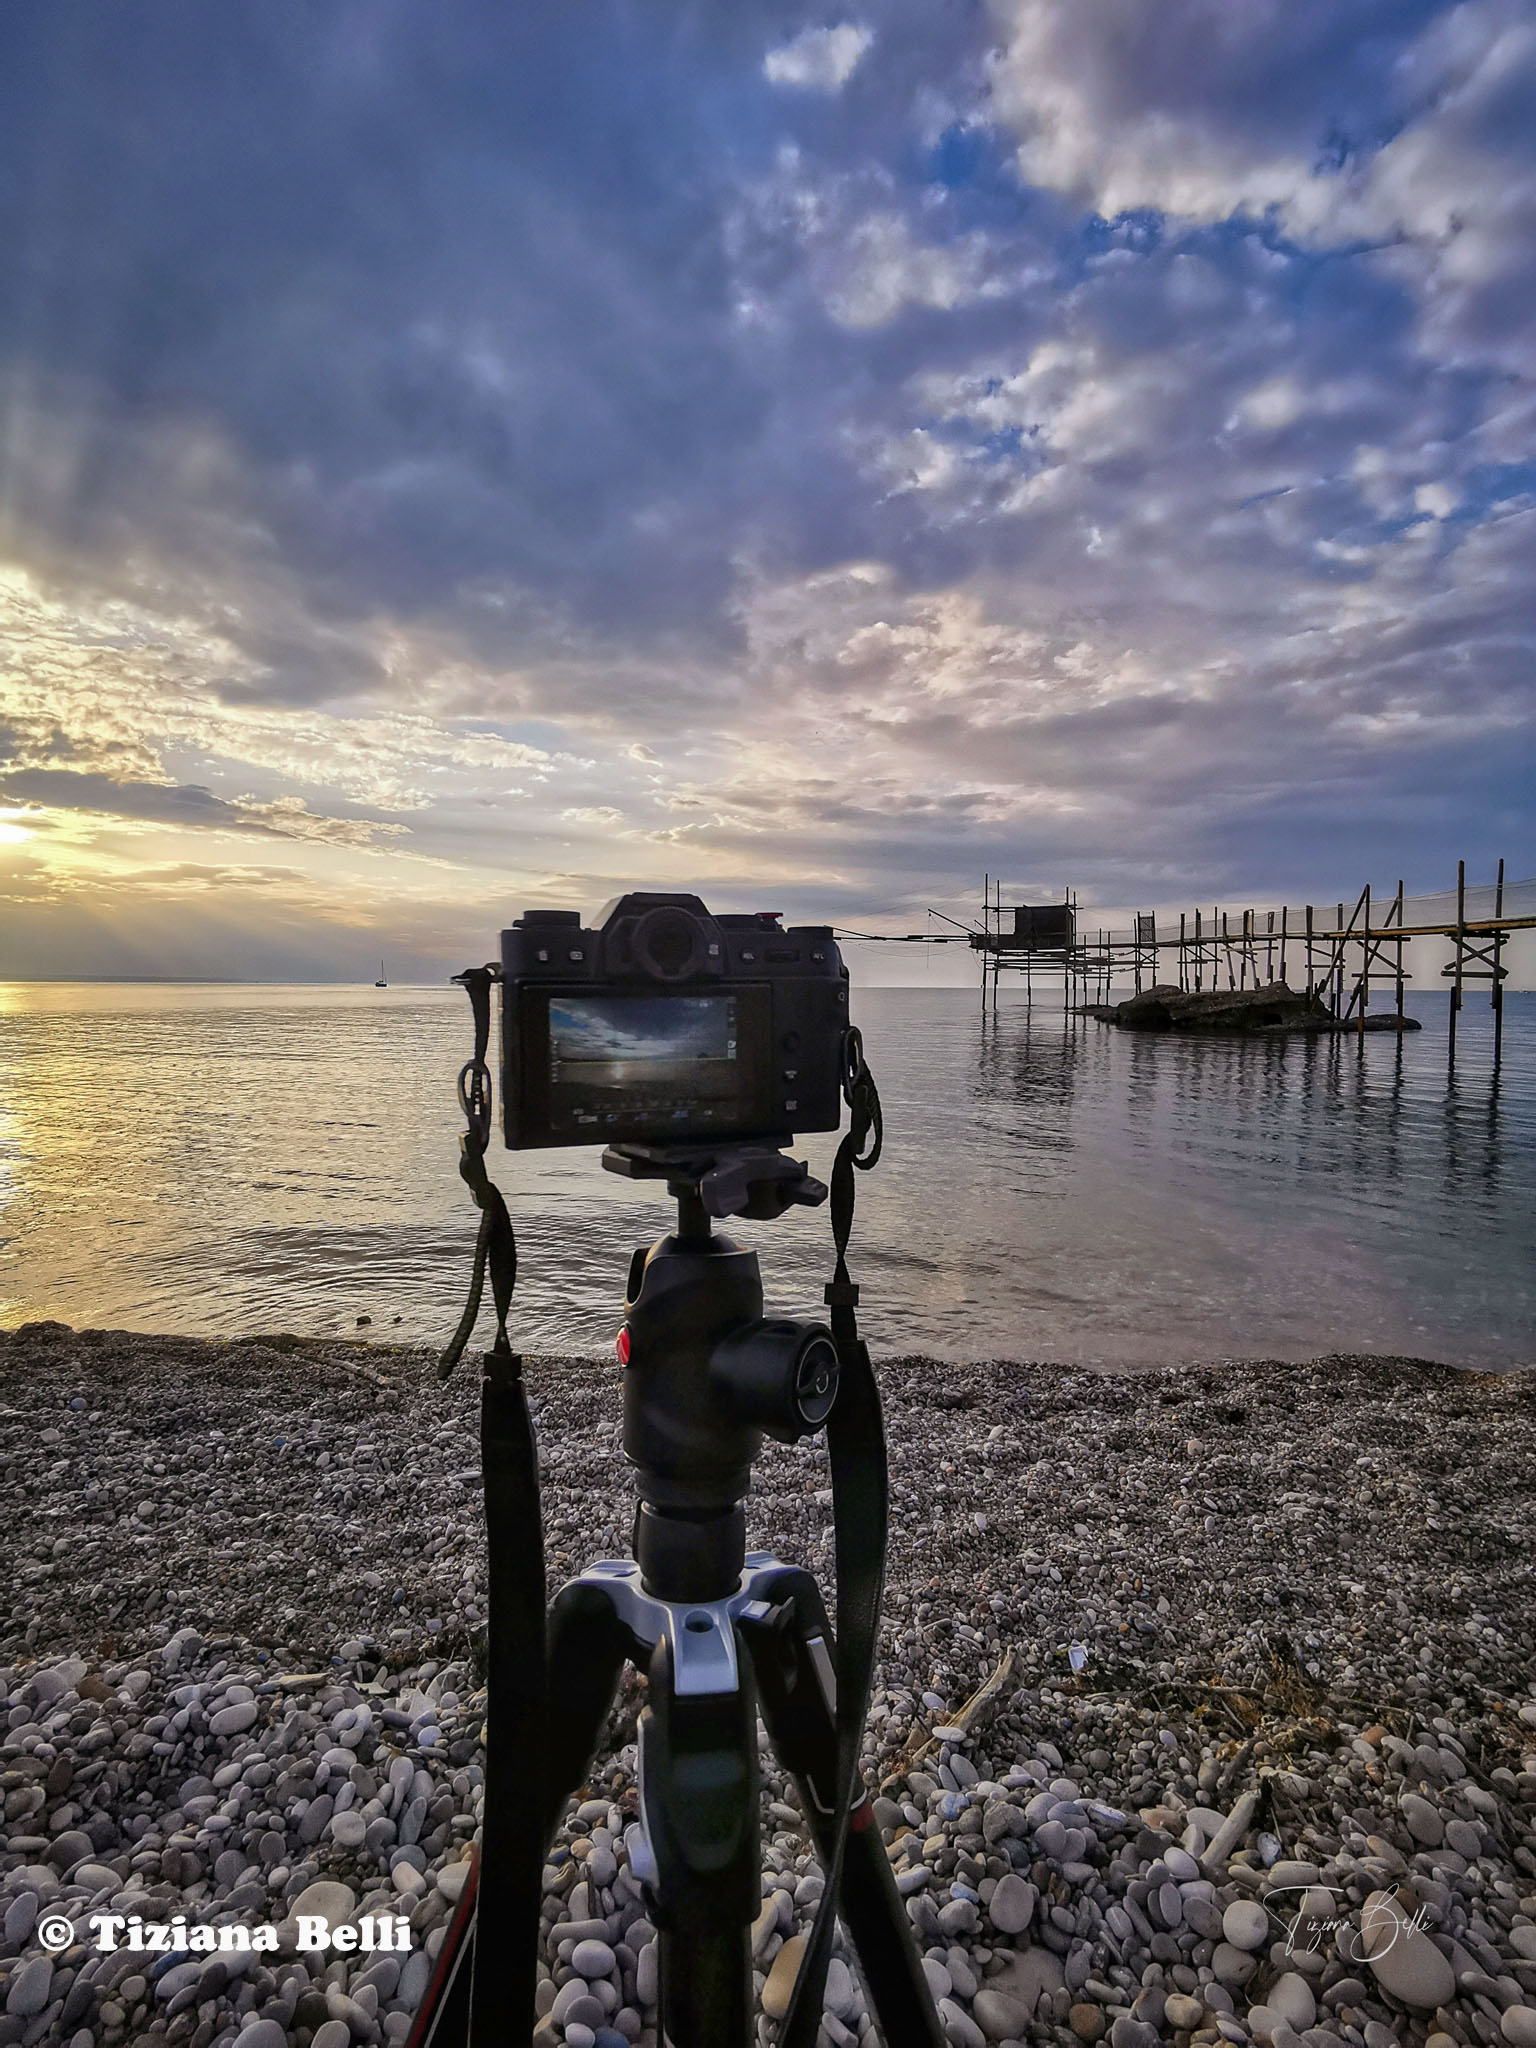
[548,994,739,1097]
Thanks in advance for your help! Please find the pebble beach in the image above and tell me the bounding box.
[4,1322,1536,2048]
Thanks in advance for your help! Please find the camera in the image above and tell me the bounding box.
[499,891,850,1149]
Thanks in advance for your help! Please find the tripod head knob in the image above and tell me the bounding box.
[711,1319,839,1445]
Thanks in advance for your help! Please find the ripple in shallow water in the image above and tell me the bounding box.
[0,982,1531,1365]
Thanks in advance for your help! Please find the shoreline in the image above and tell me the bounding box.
[4,1325,1536,2048]
[3,1321,1515,1382]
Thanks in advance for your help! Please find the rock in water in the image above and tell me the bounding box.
[1103,981,1334,1035]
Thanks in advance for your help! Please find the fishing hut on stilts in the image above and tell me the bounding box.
[900,863,1534,1078]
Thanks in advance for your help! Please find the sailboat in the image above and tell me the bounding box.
[374,959,388,988]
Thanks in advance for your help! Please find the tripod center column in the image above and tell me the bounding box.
[621,1218,764,1602]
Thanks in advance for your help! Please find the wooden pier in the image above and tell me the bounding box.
[842,864,1533,1076]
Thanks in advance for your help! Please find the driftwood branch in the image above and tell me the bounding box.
[882,1647,1015,1788]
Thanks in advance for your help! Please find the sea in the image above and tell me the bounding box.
[0,982,1531,1370]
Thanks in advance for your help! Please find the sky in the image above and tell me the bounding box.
[0,0,1533,984]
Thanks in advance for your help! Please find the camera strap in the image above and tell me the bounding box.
[780,1031,886,2048]
[438,965,544,2048]
[440,966,516,1376]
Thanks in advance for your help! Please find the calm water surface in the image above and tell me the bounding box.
[0,982,1531,1367]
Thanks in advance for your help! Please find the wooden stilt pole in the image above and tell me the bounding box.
[1494,857,1505,1075]
[1007,884,1011,1005]
[1280,905,1288,988]
[1395,880,1404,1027]
[1359,883,1370,1040]
[981,874,988,1008]
[1449,859,1464,1071]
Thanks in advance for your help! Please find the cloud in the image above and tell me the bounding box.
[764,23,873,92]
[726,150,1020,332]
[1414,480,1458,520]
[560,804,625,829]
[0,0,1530,978]
[986,0,1536,369]
[0,767,409,846]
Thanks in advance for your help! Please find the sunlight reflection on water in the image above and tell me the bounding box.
[0,981,1531,1366]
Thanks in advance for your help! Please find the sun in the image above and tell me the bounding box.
[0,820,34,845]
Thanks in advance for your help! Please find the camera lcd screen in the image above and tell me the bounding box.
[529,989,772,1141]
[548,995,738,1092]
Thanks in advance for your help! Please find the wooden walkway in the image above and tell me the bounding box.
[837,860,1532,1075]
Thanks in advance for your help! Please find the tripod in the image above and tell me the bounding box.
[414,1139,945,2048]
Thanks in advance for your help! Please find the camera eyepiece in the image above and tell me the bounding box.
[632,904,706,982]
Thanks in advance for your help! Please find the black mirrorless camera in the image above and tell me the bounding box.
[499,891,850,1149]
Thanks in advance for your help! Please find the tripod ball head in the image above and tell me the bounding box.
[608,1140,844,1600]
[621,1232,838,1507]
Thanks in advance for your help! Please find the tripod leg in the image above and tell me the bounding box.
[404,1849,477,2048]
[415,1581,629,2048]
[540,1578,632,1848]
[743,1570,945,2048]
[643,1632,759,2047]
